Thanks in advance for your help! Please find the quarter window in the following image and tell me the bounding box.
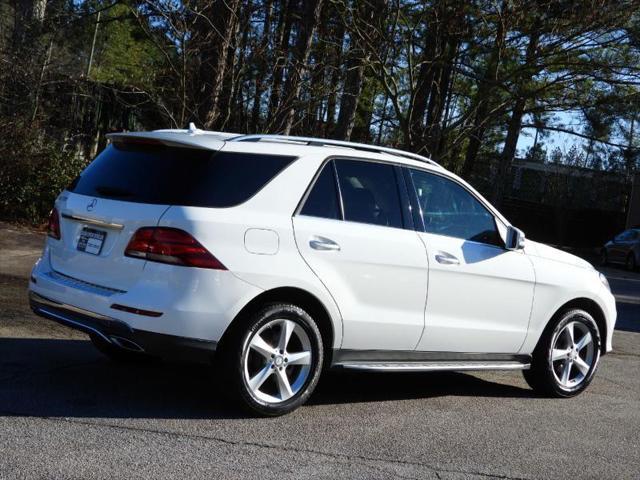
[409,169,502,246]
[335,159,404,229]
[300,162,341,220]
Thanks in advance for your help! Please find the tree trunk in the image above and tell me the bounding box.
[351,79,376,143]
[492,27,541,207]
[333,54,365,140]
[305,1,334,135]
[408,17,439,149]
[217,15,243,130]
[12,0,46,47]
[222,1,254,131]
[423,36,460,158]
[272,0,324,134]
[194,0,241,129]
[323,20,345,136]
[460,1,509,179]
[250,0,273,132]
[266,0,297,129]
[332,1,383,140]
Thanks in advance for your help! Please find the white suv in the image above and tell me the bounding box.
[29,128,616,416]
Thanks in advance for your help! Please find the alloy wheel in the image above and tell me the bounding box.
[243,318,313,404]
[550,321,596,389]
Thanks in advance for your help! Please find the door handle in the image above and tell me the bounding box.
[435,251,460,265]
[309,236,340,251]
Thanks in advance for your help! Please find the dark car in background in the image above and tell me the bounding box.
[602,228,640,270]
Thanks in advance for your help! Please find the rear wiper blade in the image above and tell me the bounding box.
[94,185,134,198]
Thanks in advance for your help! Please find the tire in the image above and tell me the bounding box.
[218,303,324,416]
[523,309,601,397]
[89,334,151,363]
[626,253,636,271]
[600,250,608,266]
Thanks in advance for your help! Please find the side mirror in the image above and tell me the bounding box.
[506,226,526,250]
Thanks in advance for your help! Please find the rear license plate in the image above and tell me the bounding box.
[77,228,106,255]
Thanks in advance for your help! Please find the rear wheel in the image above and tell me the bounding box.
[219,304,323,416]
[523,309,601,397]
[89,334,151,363]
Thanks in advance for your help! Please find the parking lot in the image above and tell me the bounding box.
[1,223,638,479]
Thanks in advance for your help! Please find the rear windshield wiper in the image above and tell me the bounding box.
[94,185,134,199]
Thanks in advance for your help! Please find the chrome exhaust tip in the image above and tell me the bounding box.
[110,336,144,352]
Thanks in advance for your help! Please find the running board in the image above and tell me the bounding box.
[336,361,530,372]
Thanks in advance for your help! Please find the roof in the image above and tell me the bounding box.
[104,127,510,226]
[106,125,442,169]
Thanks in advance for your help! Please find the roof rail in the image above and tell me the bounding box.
[229,134,441,168]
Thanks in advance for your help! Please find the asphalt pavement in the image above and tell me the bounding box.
[1,223,638,479]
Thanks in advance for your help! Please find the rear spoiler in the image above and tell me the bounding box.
[106,131,226,151]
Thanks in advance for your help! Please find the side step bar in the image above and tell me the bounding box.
[336,361,530,372]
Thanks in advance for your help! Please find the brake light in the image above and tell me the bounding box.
[47,207,61,240]
[125,227,226,270]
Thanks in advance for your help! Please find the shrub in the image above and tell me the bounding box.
[0,132,88,225]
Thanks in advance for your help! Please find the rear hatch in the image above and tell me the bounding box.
[49,134,297,292]
[50,136,224,291]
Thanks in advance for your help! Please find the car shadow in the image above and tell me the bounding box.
[0,337,536,419]
[311,369,535,406]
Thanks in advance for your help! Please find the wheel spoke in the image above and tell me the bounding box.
[250,334,275,359]
[574,356,590,375]
[552,348,571,361]
[565,323,575,345]
[575,331,593,351]
[561,360,573,385]
[275,368,293,400]
[278,320,296,352]
[248,364,273,392]
[287,351,311,365]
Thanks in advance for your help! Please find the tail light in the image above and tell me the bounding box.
[47,207,61,240]
[125,227,226,270]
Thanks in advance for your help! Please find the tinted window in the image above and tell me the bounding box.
[616,231,632,241]
[69,143,296,207]
[300,163,340,219]
[409,169,501,246]
[335,159,403,229]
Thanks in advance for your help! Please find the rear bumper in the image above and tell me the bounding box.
[29,249,262,345]
[29,291,217,363]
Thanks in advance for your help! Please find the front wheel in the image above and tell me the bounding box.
[219,304,324,416]
[523,309,601,397]
[626,253,636,271]
[600,250,608,266]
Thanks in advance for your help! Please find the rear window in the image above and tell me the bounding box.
[68,143,296,207]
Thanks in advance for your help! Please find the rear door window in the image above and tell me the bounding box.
[68,143,296,207]
[334,159,404,229]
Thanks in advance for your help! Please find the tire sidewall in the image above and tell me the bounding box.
[626,253,636,271]
[542,309,601,396]
[233,304,324,416]
[600,250,608,266]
